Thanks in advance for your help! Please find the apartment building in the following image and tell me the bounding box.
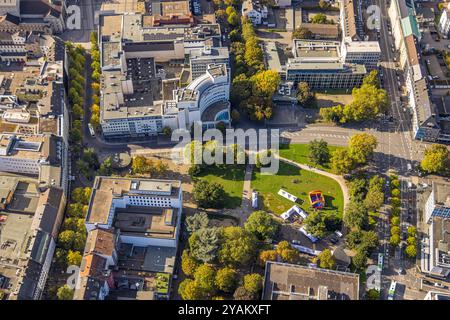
[424,182,450,224]
[388,0,445,142]
[241,0,268,25]
[427,216,450,279]
[0,176,65,300]
[419,181,450,280]
[0,0,65,34]
[438,3,450,38]
[340,0,364,41]
[74,177,183,300]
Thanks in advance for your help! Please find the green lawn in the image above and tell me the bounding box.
[195,164,246,209]
[279,143,345,172]
[251,161,344,216]
[156,273,170,294]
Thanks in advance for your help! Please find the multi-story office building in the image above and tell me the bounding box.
[0,134,63,186]
[98,13,230,139]
[341,40,381,71]
[420,182,450,279]
[283,40,367,89]
[189,46,229,80]
[172,64,230,130]
[74,177,183,300]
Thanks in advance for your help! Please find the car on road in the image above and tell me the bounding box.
[291,240,301,245]
[329,236,338,244]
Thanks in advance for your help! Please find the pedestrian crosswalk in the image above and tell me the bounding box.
[270,131,351,140]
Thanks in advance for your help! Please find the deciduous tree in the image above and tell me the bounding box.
[292,27,313,39]
[181,250,200,277]
[57,285,74,300]
[215,267,238,293]
[218,226,257,266]
[308,139,330,165]
[244,210,279,240]
[421,144,449,174]
[243,273,263,295]
[330,149,355,174]
[317,249,336,269]
[348,133,378,164]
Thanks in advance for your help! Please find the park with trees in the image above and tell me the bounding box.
[178,211,279,300]
[344,173,384,270]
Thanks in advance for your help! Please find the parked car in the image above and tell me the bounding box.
[291,240,301,245]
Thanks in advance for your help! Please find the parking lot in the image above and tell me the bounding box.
[424,54,447,80]
[422,29,450,52]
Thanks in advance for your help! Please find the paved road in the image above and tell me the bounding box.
[372,0,423,299]
[60,0,96,45]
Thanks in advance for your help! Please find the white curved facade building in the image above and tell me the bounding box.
[170,63,230,130]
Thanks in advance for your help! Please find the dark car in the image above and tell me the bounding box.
[329,236,339,244]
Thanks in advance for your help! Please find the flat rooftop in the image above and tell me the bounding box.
[286,61,366,74]
[86,177,181,225]
[99,14,122,40]
[263,262,360,300]
[293,40,341,60]
[114,207,177,239]
[0,134,49,161]
[264,41,282,72]
[161,0,190,15]
[345,41,381,53]
[432,181,450,207]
